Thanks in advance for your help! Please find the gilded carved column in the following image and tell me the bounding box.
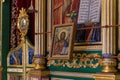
[101,0,117,73]
[28,0,49,79]
[34,0,47,70]
[47,0,52,51]
[93,1,118,79]
[119,0,120,50]
[35,0,46,56]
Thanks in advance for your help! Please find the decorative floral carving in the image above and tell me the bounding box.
[47,53,102,68]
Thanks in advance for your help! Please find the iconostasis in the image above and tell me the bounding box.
[1,0,120,80]
[47,0,119,80]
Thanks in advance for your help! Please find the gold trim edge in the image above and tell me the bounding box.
[74,45,102,51]
[50,71,93,78]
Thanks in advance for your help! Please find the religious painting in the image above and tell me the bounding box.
[8,40,35,67]
[47,0,80,51]
[75,0,101,45]
[26,42,34,67]
[50,24,75,59]
[28,47,34,64]
[48,0,102,51]
[52,0,80,25]
[9,48,22,65]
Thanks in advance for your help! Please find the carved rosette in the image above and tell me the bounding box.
[102,58,117,72]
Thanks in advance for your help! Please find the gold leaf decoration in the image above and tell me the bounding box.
[47,53,102,68]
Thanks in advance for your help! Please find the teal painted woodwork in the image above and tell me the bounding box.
[48,51,102,73]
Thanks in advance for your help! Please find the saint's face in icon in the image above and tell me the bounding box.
[60,32,66,40]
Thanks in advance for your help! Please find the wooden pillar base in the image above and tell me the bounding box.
[0,67,2,80]
[28,69,49,80]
